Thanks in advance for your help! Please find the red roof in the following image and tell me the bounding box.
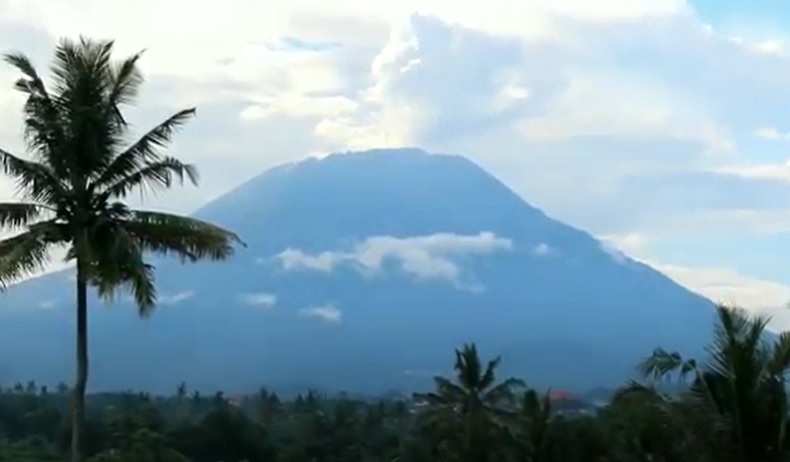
[548,389,574,401]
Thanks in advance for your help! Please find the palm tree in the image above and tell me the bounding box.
[174,381,188,423]
[0,37,242,462]
[514,388,552,462]
[257,387,282,428]
[414,343,524,462]
[25,380,36,394]
[56,382,69,395]
[638,304,790,462]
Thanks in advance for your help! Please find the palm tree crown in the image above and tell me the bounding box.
[637,304,790,462]
[0,36,241,313]
[415,343,524,462]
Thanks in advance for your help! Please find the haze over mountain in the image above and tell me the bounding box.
[0,148,715,394]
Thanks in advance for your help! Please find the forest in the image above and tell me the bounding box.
[0,304,786,462]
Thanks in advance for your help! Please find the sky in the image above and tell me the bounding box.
[1,0,790,325]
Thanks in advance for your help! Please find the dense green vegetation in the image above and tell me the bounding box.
[0,304,785,462]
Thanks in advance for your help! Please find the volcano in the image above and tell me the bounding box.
[0,148,714,394]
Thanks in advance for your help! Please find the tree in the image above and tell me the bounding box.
[257,388,282,429]
[601,384,699,462]
[0,37,242,462]
[414,343,524,462]
[638,304,790,462]
[513,388,552,462]
[25,381,37,395]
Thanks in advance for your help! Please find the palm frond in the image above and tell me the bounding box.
[0,149,67,205]
[637,348,687,383]
[432,377,468,403]
[767,332,790,377]
[120,210,243,262]
[105,50,144,119]
[3,53,67,172]
[484,377,525,405]
[3,52,49,96]
[0,202,52,230]
[88,220,157,315]
[0,221,63,287]
[93,108,196,187]
[95,157,198,200]
[94,258,157,317]
[479,356,502,390]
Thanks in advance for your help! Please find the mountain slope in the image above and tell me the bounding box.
[0,148,715,393]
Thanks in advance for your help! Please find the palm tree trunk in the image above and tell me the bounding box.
[71,259,89,462]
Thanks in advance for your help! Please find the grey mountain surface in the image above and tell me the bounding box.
[0,148,715,394]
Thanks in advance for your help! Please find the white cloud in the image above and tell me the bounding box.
[517,71,733,152]
[599,242,631,265]
[238,292,277,309]
[650,261,790,327]
[601,232,650,255]
[276,249,338,272]
[659,209,790,236]
[2,0,790,332]
[713,160,790,182]
[531,243,554,257]
[299,303,343,324]
[600,237,790,330]
[157,291,195,306]
[754,126,789,140]
[37,299,56,310]
[272,232,512,289]
[0,0,782,226]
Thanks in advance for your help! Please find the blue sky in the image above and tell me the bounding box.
[1,0,790,325]
[694,0,785,30]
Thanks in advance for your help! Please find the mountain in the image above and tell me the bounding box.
[0,148,715,394]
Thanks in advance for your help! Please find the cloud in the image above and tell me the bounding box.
[601,234,790,330]
[272,232,512,289]
[601,233,650,255]
[276,249,337,272]
[598,242,632,265]
[299,303,342,324]
[157,291,195,306]
[754,126,790,141]
[531,243,554,257]
[713,160,790,183]
[2,0,790,329]
[37,300,56,310]
[0,1,782,225]
[238,293,277,309]
[651,262,790,326]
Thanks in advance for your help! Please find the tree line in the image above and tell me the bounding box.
[0,304,787,462]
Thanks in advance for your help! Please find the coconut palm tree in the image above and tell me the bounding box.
[414,343,524,462]
[0,37,242,461]
[638,304,790,462]
[513,388,552,462]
